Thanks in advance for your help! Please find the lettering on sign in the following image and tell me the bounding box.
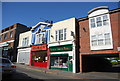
[32,44,47,51]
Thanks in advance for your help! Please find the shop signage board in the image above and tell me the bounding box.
[50,44,72,52]
[31,44,47,51]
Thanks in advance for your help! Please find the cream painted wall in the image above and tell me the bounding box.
[50,18,76,43]
[18,31,32,47]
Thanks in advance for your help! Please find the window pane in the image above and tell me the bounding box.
[55,31,58,41]
[59,29,63,40]
[96,17,102,27]
[103,15,108,20]
[98,34,103,39]
[10,32,13,38]
[104,33,110,39]
[4,33,8,39]
[91,40,97,46]
[91,35,97,40]
[105,39,111,45]
[90,18,95,28]
[64,28,66,40]
[103,15,108,25]
[98,39,104,45]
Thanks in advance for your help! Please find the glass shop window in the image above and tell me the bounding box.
[32,51,47,62]
[50,56,68,68]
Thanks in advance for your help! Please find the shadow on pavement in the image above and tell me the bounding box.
[2,72,44,81]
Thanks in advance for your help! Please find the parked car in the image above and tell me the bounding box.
[0,57,16,75]
[111,60,119,65]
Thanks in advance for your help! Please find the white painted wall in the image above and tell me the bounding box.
[18,31,32,47]
[50,18,76,43]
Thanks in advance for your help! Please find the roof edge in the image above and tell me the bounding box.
[88,6,108,15]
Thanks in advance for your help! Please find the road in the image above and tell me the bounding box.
[2,66,78,80]
[1,64,120,81]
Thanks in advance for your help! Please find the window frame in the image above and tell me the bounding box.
[96,17,102,27]
[10,31,13,38]
[22,37,29,47]
[90,18,96,28]
[4,33,8,40]
[55,28,67,41]
[35,33,45,44]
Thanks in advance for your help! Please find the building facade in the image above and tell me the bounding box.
[78,6,120,72]
[49,18,79,73]
[30,21,52,68]
[17,31,32,65]
[0,23,30,62]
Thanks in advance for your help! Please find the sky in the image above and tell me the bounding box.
[1,2,119,30]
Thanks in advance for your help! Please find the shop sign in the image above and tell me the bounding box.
[31,44,47,51]
[50,44,72,52]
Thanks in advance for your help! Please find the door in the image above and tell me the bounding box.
[68,56,73,71]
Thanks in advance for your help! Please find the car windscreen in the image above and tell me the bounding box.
[2,59,11,64]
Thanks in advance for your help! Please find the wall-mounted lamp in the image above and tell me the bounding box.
[51,35,54,38]
[83,27,86,32]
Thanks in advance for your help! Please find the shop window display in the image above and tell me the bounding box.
[32,51,47,63]
[50,56,68,68]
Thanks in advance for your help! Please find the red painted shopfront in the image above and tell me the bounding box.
[30,44,49,68]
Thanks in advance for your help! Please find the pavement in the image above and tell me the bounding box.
[15,63,120,80]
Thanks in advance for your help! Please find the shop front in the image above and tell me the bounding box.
[49,44,73,71]
[17,47,31,65]
[31,44,48,68]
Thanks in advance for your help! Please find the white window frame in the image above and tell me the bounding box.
[96,17,102,27]
[55,28,67,41]
[10,31,13,38]
[90,14,109,28]
[103,15,108,25]
[22,37,29,47]
[90,18,96,28]
[104,33,111,45]
[91,33,111,46]
[91,35,97,46]
[35,33,45,44]
[98,34,104,45]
